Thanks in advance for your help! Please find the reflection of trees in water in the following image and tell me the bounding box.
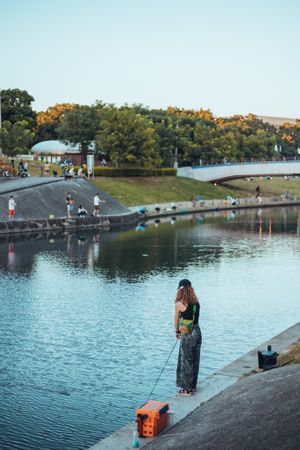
[0,222,224,279]
[0,206,298,278]
[96,225,224,280]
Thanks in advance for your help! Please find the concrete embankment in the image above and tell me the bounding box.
[0,178,139,234]
[1,177,300,235]
[131,195,300,220]
[89,322,300,450]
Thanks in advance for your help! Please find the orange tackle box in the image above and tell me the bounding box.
[136,400,169,438]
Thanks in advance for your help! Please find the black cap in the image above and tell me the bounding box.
[178,279,192,289]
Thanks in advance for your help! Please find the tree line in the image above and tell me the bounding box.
[1,88,300,166]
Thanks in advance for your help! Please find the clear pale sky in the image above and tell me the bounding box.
[1,0,299,117]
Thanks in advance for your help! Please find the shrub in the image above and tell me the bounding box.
[92,167,177,177]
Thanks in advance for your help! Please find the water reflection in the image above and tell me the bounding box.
[1,206,300,278]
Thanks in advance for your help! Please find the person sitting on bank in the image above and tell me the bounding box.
[64,169,74,181]
[77,205,88,217]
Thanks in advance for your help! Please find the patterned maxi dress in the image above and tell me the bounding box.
[176,321,202,390]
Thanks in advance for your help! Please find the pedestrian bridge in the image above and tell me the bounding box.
[177,160,300,183]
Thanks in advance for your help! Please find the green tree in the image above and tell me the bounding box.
[242,130,276,160]
[56,105,99,163]
[96,106,159,167]
[1,88,36,129]
[0,120,35,156]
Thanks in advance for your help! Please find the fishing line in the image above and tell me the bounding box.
[146,339,179,402]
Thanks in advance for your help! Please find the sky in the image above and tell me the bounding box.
[1,0,299,117]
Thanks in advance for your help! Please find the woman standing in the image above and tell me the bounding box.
[174,279,202,396]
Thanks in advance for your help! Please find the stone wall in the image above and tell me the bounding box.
[0,212,139,236]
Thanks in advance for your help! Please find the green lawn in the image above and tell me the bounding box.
[4,156,300,207]
[90,175,300,206]
[89,176,250,206]
[224,177,300,197]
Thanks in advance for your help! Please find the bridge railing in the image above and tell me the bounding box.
[185,155,300,168]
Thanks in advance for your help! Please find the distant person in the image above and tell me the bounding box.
[44,162,50,176]
[77,166,86,178]
[40,165,44,177]
[20,163,28,178]
[18,160,24,177]
[64,169,71,180]
[68,167,75,179]
[77,205,88,217]
[1,165,8,177]
[66,193,74,218]
[255,185,261,198]
[10,159,15,170]
[8,196,16,221]
[93,193,105,217]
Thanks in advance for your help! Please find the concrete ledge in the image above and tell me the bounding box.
[0,212,139,236]
[0,176,64,195]
[89,322,300,450]
[132,197,300,221]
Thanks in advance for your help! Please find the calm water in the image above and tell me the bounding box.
[1,206,300,450]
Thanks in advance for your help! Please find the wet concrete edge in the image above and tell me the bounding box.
[88,322,300,450]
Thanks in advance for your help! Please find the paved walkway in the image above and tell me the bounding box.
[0,176,62,194]
[144,364,300,450]
[89,322,300,450]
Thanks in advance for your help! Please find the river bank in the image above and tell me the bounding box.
[131,195,300,220]
[1,194,300,236]
[1,176,300,236]
[90,322,300,450]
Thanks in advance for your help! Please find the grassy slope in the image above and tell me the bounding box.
[90,176,246,206]
[90,176,300,206]
[224,178,300,197]
[5,157,300,206]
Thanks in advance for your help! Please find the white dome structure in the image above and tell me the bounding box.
[31,140,81,155]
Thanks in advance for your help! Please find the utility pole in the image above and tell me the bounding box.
[0,91,2,155]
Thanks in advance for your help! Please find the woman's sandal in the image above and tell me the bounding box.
[178,389,193,396]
